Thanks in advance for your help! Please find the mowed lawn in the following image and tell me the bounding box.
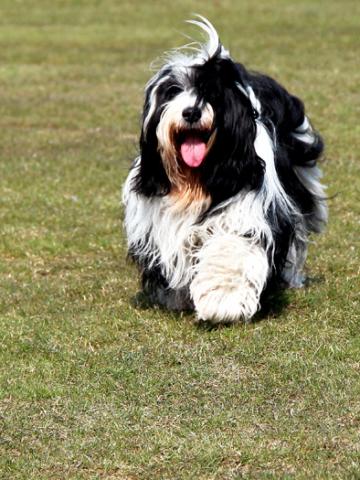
[0,1,359,478]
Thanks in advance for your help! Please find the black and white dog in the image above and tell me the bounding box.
[122,17,327,324]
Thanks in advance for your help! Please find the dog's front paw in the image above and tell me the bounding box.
[191,279,261,324]
[190,235,269,324]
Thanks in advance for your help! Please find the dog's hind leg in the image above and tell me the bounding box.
[281,238,308,288]
[190,234,269,324]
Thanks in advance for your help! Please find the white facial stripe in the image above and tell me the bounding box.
[157,90,214,142]
[156,91,197,147]
[143,75,171,134]
[154,89,214,186]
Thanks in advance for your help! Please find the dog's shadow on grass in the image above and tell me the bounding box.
[254,286,291,322]
[131,275,325,331]
[251,274,324,325]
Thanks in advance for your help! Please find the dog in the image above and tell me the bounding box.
[122,16,327,324]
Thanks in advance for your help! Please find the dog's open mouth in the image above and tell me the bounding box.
[176,129,215,168]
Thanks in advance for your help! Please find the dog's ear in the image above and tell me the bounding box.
[201,88,265,207]
[132,80,171,197]
[134,126,170,196]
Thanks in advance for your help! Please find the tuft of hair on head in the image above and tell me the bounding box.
[156,15,229,70]
[186,15,229,60]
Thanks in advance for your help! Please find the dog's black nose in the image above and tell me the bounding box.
[182,106,202,124]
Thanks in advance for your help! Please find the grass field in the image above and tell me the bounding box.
[0,1,359,478]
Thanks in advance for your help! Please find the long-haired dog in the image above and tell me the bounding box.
[122,17,327,324]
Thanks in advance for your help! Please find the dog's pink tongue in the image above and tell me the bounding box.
[180,136,206,168]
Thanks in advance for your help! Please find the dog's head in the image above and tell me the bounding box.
[135,17,265,208]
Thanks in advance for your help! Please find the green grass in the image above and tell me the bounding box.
[0,1,359,478]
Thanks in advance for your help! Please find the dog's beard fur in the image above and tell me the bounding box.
[123,16,328,323]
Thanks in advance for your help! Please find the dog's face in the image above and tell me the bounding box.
[136,23,265,208]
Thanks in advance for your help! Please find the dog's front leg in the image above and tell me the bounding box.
[190,234,269,324]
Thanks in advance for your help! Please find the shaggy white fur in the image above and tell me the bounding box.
[190,234,269,322]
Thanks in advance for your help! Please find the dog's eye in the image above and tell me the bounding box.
[252,109,259,119]
[166,85,181,98]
